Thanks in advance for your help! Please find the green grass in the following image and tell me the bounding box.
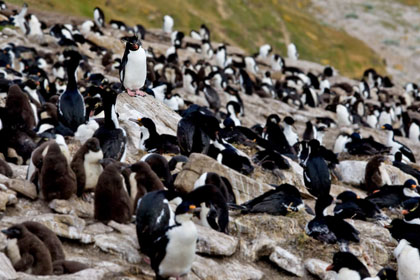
[7,0,386,78]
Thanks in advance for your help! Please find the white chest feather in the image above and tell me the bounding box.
[6,238,21,265]
[129,172,138,200]
[336,268,362,280]
[194,173,207,189]
[395,240,420,280]
[83,150,103,190]
[123,48,147,90]
[138,126,150,150]
[159,220,197,278]
[284,125,298,146]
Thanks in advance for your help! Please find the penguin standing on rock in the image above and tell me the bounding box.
[120,35,147,97]
[93,87,127,161]
[303,139,331,198]
[364,155,391,194]
[2,224,53,275]
[94,162,132,224]
[70,137,103,198]
[58,50,85,132]
[136,191,198,280]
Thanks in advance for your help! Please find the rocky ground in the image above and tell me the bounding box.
[0,3,420,280]
[310,0,420,85]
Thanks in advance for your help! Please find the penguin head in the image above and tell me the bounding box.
[266,114,281,126]
[336,191,359,204]
[326,252,370,278]
[86,137,101,153]
[175,200,198,217]
[403,179,418,191]
[402,199,420,222]
[394,151,402,162]
[121,35,141,52]
[381,124,393,131]
[2,224,26,239]
[130,117,156,131]
[284,116,295,126]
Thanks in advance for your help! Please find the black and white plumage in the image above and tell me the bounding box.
[186,184,229,233]
[263,114,293,155]
[326,252,371,280]
[334,191,382,221]
[92,87,127,161]
[303,139,331,198]
[136,191,197,280]
[283,116,299,146]
[58,50,85,132]
[93,7,105,28]
[345,132,391,156]
[394,239,420,280]
[193,172,236,204]
[393,152,420,183]
[177,105,220,156]
[367,179,420,209]
[130,117,180,154]
[305,195,360,249]
[382,124,416,163]
[120,35,147,97]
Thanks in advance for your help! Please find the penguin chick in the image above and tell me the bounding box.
[2,224,53,275]
[52,260,89,275]
[39,142,77,201]
[71,137,103,197]
[94,162,133,224]
[22,221,65,262]
[125,161,165,210]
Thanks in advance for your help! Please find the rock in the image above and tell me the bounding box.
[304,258,335,280]
[0,189,17,210]
[5,179,37,200]
[0,252,17,280]
[31,214,92,243]
[16,268,107,280]
[196,225,238,256]
[383,164,417,185]
[336,160,366,186]
[94,232,140,263]
[336,160,416,187]
[83,223,114,235]
[192,255,263,280]
[1,28,18,37]
[174,153,275,204]
[107,220,136,236]
[8,163,27,179]
[238,234,276,261]
[268,246,305,277]
[49,196,94,218]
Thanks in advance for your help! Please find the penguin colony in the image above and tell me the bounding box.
[0,2,418,279]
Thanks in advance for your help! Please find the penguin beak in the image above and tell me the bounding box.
[326,264,334,271]
[133,44,139,50]
[1,229,12,237]
[381,126,385,130]
[384,224,392,229]
[411,184,417,189]
[129,118,142,126]
[402,209,409,215]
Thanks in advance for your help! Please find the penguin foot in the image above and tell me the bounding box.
[143,256,151,265]
[135,89,146,97]
[127,89,136,97]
